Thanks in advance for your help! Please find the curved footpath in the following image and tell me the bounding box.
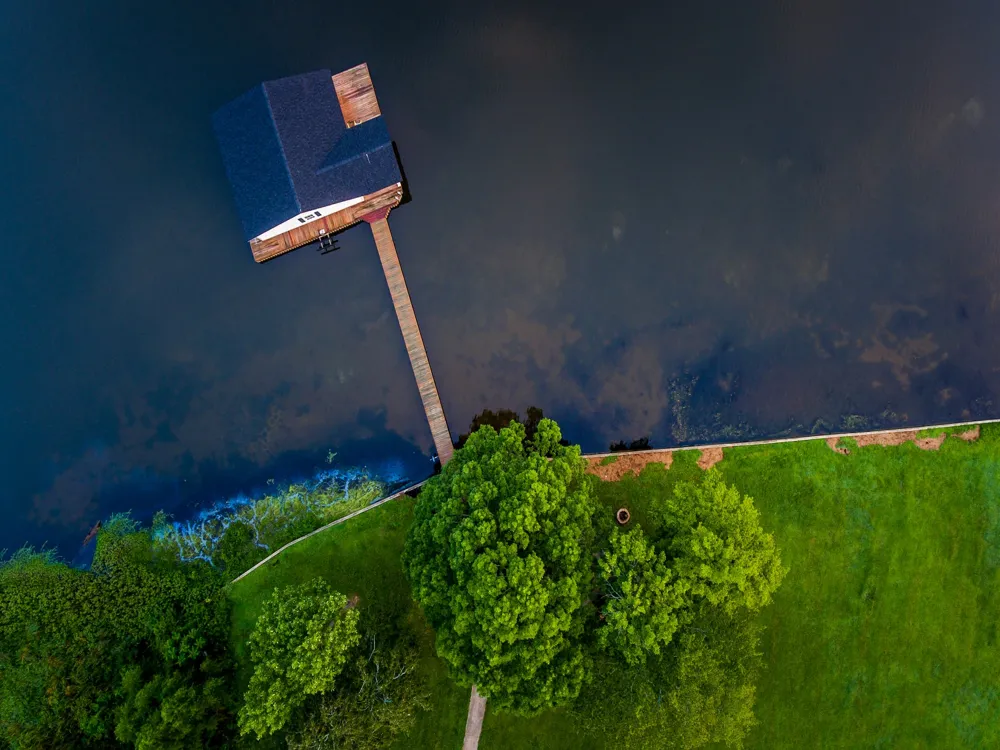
[228,416,1000,749]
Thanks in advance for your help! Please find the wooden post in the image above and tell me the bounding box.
[363,209,454,465]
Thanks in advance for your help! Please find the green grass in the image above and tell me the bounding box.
[713,425,1000,749]
[599,455,619,466]
[229,427,1000,749]
[227,498,467,750]
[835,436,857,451]
[480,708,589,749]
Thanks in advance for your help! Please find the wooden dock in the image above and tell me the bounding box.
[366,212,454,465]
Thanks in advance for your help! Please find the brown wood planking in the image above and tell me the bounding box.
[368,216,454,465]
[249,184,402,263]
[332,63,381,128]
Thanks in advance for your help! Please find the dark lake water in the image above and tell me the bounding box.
[3,0,1000,558]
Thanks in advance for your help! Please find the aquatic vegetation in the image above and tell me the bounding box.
[153,463,402,573]
[839,414,870,431]
[667,374,697,443]
[0,544,59,570]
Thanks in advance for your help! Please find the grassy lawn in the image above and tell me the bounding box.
[716,427,1000,749]
[229,427,1000,749]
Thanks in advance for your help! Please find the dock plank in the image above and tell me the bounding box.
[367,215,454,465]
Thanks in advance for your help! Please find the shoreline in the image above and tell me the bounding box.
[230,416,1000,584]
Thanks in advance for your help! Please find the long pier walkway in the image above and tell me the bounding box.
[365,211,454,465]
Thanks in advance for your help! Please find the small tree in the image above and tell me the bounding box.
[238,579,360,739]
[573,603,764,750]
[654,470,788,616]
[403,418,596,714]
[596,527,690,664]
[609,436,652,452]
[287,635,430,750]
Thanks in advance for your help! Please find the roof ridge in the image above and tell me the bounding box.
[261,84,301,214]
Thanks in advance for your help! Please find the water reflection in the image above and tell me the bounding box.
[3,1,1000,557]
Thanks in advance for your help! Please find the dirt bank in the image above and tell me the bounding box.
[697,447,724,470]
[826,425,979,454]
[584,446,726,480]
[585,450,674,481]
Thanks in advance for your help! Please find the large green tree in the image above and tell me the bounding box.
[238,578,360,739]
[575,469,787,748]
[594,469,787,666]
[403,418,597,714]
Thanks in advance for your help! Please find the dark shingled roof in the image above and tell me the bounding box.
[212,69,401,241]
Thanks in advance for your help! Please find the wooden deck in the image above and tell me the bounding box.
[249,184,402,263]
[367,214,455,465]
[332,63,381,127]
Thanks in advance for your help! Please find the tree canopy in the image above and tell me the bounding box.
[0,515,236,749]
[573,602,765,749]
[238,578,360,739]
[577,469,788,748]
[592,468,787,668]
[287,633,430,750]
[453,405,570,451]
[654,469,788,616]
[403,418,597,714]
[596,526,690,664]
[405,415,788,742]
